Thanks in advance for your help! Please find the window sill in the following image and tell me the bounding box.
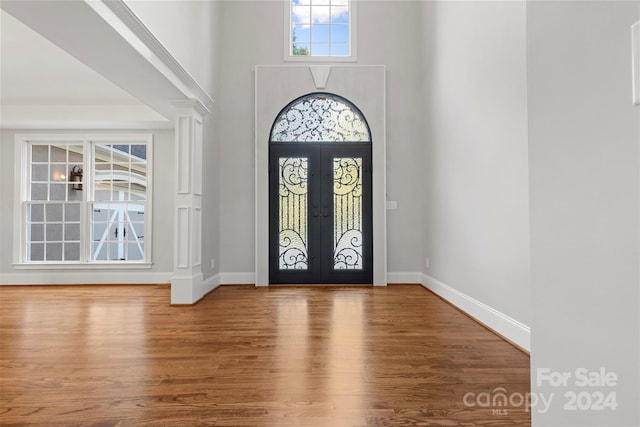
[13,262,153,270]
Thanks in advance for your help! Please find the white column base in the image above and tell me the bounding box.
[170,273,204,304]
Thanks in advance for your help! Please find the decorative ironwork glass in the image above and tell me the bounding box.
[333,157,363,270]
[271,94,370,142]
[278,157,309,270]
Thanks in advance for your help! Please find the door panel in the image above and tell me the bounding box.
[270,144,371,284]
[320,145,372,284]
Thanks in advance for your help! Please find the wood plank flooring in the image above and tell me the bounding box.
[0,284,531,426]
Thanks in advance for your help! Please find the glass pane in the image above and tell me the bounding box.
[127,242,143,261]
[29,204,44,222]
[331,24,349,43]
[311,5,330,24]
[32,164,48,181]
[30,243,44,261]
[65,204,80,221]
[331,43,349,56]
[31,184,48,201]
[64,242,80,261]
[95,144,112,163]
[113,180,130,199]
[32,145,49,162]
[129,144,147,161]
[311,24,330,43]
[64,223,80,241]
[92,206,108,222]
[92,242,107,261]
[331,6,349,23]
[131,167,147,200]
[132,222,144,238]
[51,145,67,162]
[271,94,370,142]
[293,42,311,56]
[46,224,63,241]
[95,163,112,199]
[292,5,310,24]
[45,243,62,261]
[310,43,330,56]
[279,157,308,270]
[68,146,83,162]
[46,204,63,222]
[293,24,310,43]
[107,242,122,261]
[333,157,363,270]
[49,184,66,201]
[128,208,144,222]
[50,164,67,182]
[29,223,44,242]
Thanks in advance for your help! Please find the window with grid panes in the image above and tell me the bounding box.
[19,136,152,264]
[287,0,355,60]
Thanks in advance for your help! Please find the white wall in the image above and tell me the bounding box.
[0,129,175,283]
[124,0,217,98]
[527,1,640,425]
[216,0,424,276]
[420,1,531,327]
[199,1,221,284]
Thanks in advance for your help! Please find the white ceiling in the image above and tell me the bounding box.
[0,9,169,128]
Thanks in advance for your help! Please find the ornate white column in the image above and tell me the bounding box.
[170,100,208,304]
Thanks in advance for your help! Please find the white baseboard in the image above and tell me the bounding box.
[0,271,172,285]
[199,273,221,297]
[219,272,256,285]
[218,272,421,285]
[387,272,422,283]
[421,273,530,352]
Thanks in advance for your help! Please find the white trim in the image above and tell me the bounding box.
[421,273,531,352]
[199,273,221,297]
[632,21,640,106]
[283,0,358,63]
[90,0,213,113]
[220,272,257,285]
[12,262,152,270]
[0,271,172,285]
[387,272,422,284]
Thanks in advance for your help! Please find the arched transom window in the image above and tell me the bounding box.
[270,93,370,142]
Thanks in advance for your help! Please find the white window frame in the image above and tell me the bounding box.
[13,134,153,269]
[283,0,358,62]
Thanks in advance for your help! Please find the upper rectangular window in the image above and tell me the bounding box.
[285,0,357,62]
[15,135,152,266]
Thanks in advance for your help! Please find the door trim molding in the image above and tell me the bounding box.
[255,65,387,286]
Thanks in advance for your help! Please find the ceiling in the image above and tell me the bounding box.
[0,9,169,128]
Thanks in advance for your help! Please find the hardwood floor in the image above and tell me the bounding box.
[0,284,531,426]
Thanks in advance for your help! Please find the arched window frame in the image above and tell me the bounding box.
[270,92,371,143]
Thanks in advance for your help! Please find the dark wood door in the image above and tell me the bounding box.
[269,143,372,284]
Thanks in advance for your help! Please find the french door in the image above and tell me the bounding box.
[269,143,372,284]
